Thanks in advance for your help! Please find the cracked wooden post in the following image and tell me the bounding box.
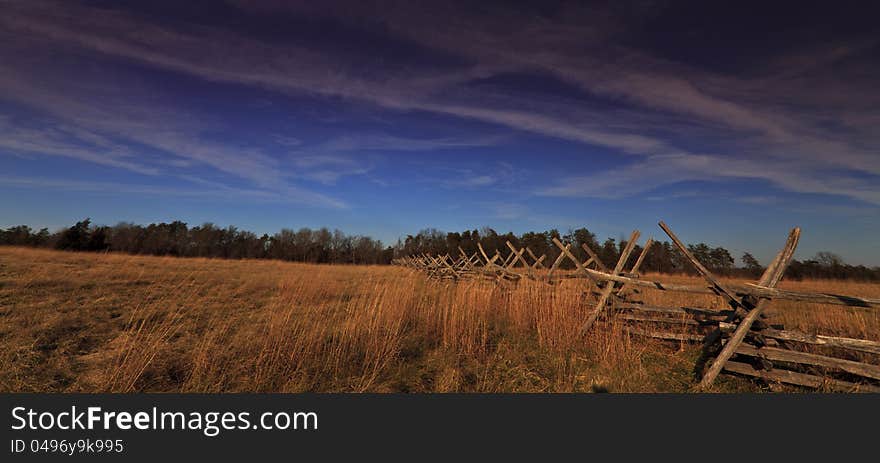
[454,250,470,273]
[458,246,470,265]
[431,254,446,278]
[659,221,743,310]
[435,254,447,278]
[616,238,653,297]
[580,242,610,293]
[455,248,476,274]
[580,230,641,333]
[505,241,531,277]
[526,248,547,270]
[580,243,608,272]
[463,251,481,274]
[438,254,461,279]
[529,253,546,272]
[628,238,653,276]
[477,243,499,267]
[427,255,443,278]
[517,249,544,280]
[501,250,516,268]
[422,254,434,277]
[475,242,522,282]
[699,227,800,389]
[551,237,602,285]
[546,243,570,283]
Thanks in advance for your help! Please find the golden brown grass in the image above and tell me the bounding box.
[1,247,877,392]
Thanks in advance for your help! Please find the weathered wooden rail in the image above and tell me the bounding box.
[393,220,880,392]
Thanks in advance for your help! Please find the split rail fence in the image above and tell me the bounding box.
[393,221,880,392]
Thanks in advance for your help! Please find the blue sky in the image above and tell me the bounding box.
[1,0,879,265]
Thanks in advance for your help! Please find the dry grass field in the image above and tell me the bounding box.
[1,246,878,393]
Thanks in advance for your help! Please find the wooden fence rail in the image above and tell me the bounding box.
[393,220,880,392]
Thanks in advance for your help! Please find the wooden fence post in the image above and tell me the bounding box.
[580,230,641,333]
[526,248,547,270]
[580,243,608,272]
[616,238,653,297]
[698,227,800,388]
[546,243,570,283]
[659,221,743,310]
[551,237,602,285]
[505,241,531,277]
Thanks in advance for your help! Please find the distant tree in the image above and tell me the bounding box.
[32,228,51,247]
[599,238,618,268]
[740,252,762,276]
[6,219,879,278]
[572,227,597,264]
[687,243,712,267]
[55,219,92,251]
[520,231,550,263]
[814,251,844,268]
[0,225,31,246]
[331,229,352,263]
[270,228,296,261]
[709,246,735,274]
[86,226,110,251]
[109,222,144,254]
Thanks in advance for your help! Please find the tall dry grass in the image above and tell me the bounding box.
[1,247,877,392]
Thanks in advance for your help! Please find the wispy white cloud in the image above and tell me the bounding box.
[241,1,880,201]
[415,161,522,191]
[0,174,273,201]
[537,153,880,205]
[1,0,878,207]
[0,1,676,162]
[457,175,497,188]
[271,135,303,147]
[0,116,159,175]
[0,37,352,208]
[735,196,780,205]
[0,173,348,208]
[420,103,671,155]
[314,134,503,153]
[282,133,503,185]
[288,155,372,186]
[644,190,705,202]
[478,201,530,221]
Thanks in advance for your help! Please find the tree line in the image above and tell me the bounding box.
[2,221,878,280]
[0,219,393,265]
[400,227,880,282]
